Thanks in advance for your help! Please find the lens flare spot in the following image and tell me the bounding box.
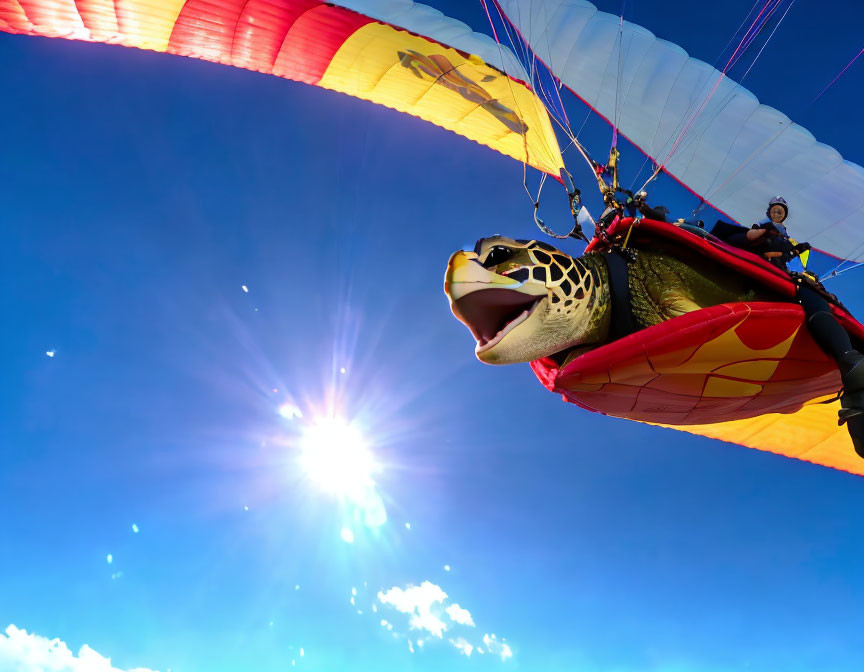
[278,403,303,420]
[341,528,355,544]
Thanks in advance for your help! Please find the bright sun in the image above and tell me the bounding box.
[298,416,379,498]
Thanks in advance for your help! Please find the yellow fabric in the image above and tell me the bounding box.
[114,0,187,52]
[712,359,783,381]
[701,377,763,398]
[658,397,863,476]
[4,0,563,174]
[789,237,810,269]
[318,23,564,176]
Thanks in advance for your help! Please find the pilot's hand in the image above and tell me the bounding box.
[746,228,768,241]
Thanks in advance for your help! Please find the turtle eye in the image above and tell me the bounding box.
[482,245,515,269]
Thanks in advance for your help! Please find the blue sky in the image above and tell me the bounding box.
[1,1,864,670]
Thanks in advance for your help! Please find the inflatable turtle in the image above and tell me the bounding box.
[444,218,864,476]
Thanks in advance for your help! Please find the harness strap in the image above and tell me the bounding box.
[604,251,638,341]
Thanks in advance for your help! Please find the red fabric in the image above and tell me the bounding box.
[168,0,268,63]
[166,0,373,80]
[532,221,864,427]
[272,4,373,84]
[0,0,34,33]
[231,0,324,73]
[16,0,79,34]
[531,302,845,425]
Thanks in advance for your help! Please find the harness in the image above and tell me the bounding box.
[603,250,638,341]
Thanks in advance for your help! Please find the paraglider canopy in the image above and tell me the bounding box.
[495,0,864,263]
[0,0,566,175]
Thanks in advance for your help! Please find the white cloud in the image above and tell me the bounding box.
[377,582,448,638]
[445,603,475,627]
[450,637,474,657]
[0,625,161,672]
[377,581,513,662]
[483,633,513,662]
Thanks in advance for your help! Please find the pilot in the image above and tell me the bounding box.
[730,196,863,455]
[726,196,810,269]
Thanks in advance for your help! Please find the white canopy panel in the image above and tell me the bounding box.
[498,0,864,261]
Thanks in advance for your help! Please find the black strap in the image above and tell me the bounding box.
[604,251,637,340]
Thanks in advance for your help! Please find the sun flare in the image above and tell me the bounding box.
[298,416,378,498]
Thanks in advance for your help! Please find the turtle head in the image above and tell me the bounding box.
[444,236,608,364]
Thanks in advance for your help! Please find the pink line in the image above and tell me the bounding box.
[663,0,781,166]
[813,47,864,102]
[479,0,501,49]
[488,1,852,262]
[488,0,747,220]
[722,0,776,72]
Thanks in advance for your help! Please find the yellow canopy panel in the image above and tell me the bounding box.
[660,397,864,477]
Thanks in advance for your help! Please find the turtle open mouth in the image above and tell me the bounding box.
[451,288,543,351]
